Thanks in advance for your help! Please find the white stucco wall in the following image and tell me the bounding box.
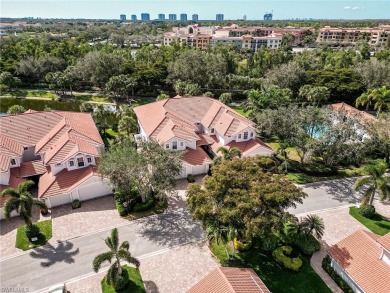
[330,258,364,293]
[0,170,10,185]
[381,249,390,266]
[50,153,96,175]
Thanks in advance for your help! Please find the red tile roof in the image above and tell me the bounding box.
[0,169,26,208]
[377,232,390,252]
[210,136,274,157]
[19,160,47,177]
[330,103,376,121]
[327,230,390,293]
[134,96,256,144]
[38,166,98,198]
[187,267,270,293]
[182,147,212,166]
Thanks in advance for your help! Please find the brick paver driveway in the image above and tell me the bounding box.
[50,195,128,243]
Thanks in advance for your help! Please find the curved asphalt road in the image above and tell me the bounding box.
[0,208,204,293]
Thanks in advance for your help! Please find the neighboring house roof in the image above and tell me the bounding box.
[210,136,274,157]
[38,165,99,198]
[0,110,104,171]
[327,230,390,293]
[187,267,271,293]
[134,96,256,144]
[182,147,213,166]
[0,169,26,208]
[330,103,377,121]
[377,232,390,252]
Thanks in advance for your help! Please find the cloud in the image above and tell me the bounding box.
[343,6,351,9]
[343,6,365,10]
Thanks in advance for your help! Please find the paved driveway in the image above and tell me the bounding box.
[289,178,360,215]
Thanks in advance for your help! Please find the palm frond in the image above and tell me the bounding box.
[119,241,130,251]
[354,176,373,191]
[3,198,20,220]
[105,262,118,286]
[117,249,140,268]
[18,180,35,194]
[92,251,113,273]
[110,228,119,252]
[1,188,19,198]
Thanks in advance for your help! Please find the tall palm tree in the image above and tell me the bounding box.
[356,89,374,111]
[356,86,390,117]
[300,214,325,240]
[1,180,46,226]
[217,146,242,161]
[207,222,231,259]
[93,228,140,289]
[354,163,390,206]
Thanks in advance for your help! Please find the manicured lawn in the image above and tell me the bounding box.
[124,200,168,221]
[2,90,57,99]
[15,220,52,251]
[230,105,248,117]
[349,207,390,236]
[267,141,301,162]
[101,265,145,293]
[210,242,331,293]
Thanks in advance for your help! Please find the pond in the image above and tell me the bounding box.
[0,97,82,113]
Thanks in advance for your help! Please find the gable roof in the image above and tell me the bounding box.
[187,267,270,293]
[377,232,390,252]
[134,96,255,144]
[330,103,377,121]
[327,230,390,293]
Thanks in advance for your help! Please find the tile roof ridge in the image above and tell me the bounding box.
[0,134,22,155]
[150,115,171,138]
[216,267,236,293]
[66,166,96,192]
[223,115,236,136]
[165,109,194,126]
[43,130,71,164]
[35,118,67,153]
[38,172,56,198]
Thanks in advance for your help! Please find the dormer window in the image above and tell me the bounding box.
[69,160,74,167]
[23,146,28,150]
[165,144,169,149]
[87,156,92,163]
[244,132,248,140]
[10,159,16,165]
[172,141,178,150]
[210,128,215,134]
[77,157,85,167]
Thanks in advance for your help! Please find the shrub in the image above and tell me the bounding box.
[71,199,81,209]
[295,234,320,256]
[115,198,128,217]
[133,197,155,212]
[360,204,375,219]
[187,174,195,183]
[233,238,252,251]
[322,255,354,293]
[219,93,233,104]
[204,91,214,98]
[113,266,130,291]
[25,224,41,239]
[272,246,302,272]
[261,234,280,252]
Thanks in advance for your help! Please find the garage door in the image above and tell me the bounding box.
[78,182,111,202]
[49,193,71,207]
[191,165,207,175]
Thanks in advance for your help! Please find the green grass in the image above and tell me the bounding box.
[349,207,390,236]
[124,200,168,221]
[73,93,113,103]
[133,97,155,106]
[101,265,145,293]
[230,105,248,117]
[267,141,301,162]
[15,220,52,251]
[210,241,331,293]
[2,90,56,99]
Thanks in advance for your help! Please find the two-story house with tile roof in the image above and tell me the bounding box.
[0,110,112,218]
[134,96,274,178]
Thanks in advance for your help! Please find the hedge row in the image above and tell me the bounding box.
[322,255,354,293]
[294,234,320,256]
[133,197,155,212]
[272,246,302,272]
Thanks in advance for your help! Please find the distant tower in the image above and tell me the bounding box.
[216,14,224,21]
[131,15,137,21]
[264,12,273,21]
[120,14,126,21]
[141,13,150,21]
[169,14,177,21]
[243,15,247,21]
[158,14,165,21]
[180,13,188,21]
[192,14,199,22]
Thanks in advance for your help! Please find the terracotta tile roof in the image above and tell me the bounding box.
[38,166,98,198]
[187,267,270,293]
[327,230,390,293]
[0,171,26,208]
[19,160,47,177]
[330,103,377,121]
[210,136,274,157]
[182,147,212,166]
[377,232,390,252]
[134,96,255,143]
[196,134,215,146]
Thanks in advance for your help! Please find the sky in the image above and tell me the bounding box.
[1,0,389,20]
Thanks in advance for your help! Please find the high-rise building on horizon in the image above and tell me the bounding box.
[158,14,165,21]
[180,13,187,21]
[216,14,224,21]
[169,14,177,21]
[141,13,150,21]
[131,15,137,21]
[264,13,273,21]
[120,14,126,21]
[192,14,199,22]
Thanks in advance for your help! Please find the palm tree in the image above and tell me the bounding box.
[356,86,390,117]
[93,228,140,289]
[354,163,390,206]
[217,146,242,161]
[1,180,46,226]
[356,89,374,111]
[207,222,231,259]
[300,214,325,239]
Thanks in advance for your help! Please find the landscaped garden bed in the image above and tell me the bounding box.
[322,255,353,293]
[349,207,390,235]
[15,220,52,251]
[101,265,145,293]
